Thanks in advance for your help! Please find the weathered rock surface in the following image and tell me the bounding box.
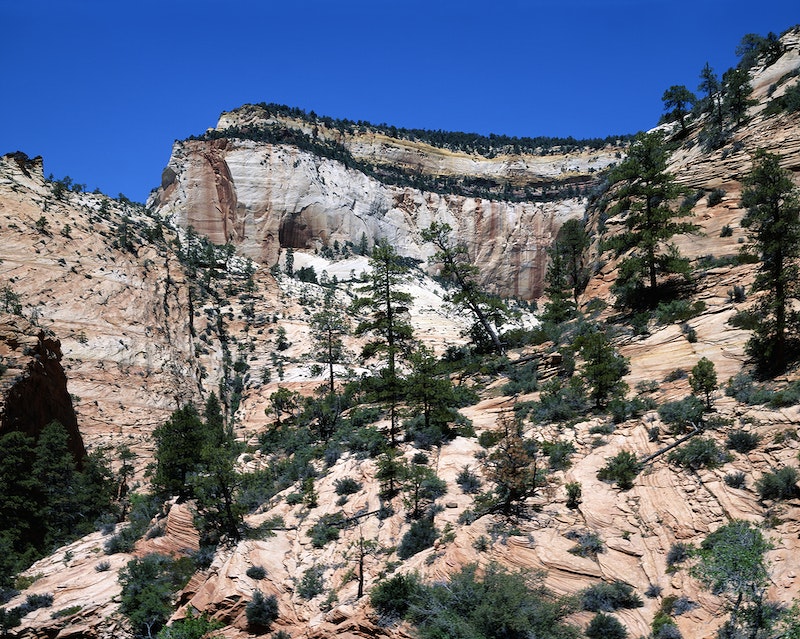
[4,26,800,639]
[148,109,622,300]
[0,314,85,460]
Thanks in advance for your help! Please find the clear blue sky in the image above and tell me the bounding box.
[2,0,797,203]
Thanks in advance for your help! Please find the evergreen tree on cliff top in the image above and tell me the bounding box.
[607,130,697,308]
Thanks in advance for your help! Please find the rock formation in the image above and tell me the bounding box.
[3,25,800,639]
[149,107,625,300]
[0,314,85,461]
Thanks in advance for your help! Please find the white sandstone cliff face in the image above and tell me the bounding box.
[149,131,601,299]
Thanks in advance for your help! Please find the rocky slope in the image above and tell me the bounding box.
[3,25,800,639]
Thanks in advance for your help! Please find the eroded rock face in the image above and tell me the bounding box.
[148,113,618,299]
[0,315,85,460]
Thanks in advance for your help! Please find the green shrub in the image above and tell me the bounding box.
[541,440,576,470]
[597,451,640,490]
[670,596,697,615]
[397,518,437,559]
[308,512,346,548]
[333,477,362,496]
[657,396,705,432]
[720,224,734,237]
[370,573,422,618]
[343,425,385,458]
[531,377,588,423]
[756,466,800,501]
[346,406,382,429]
[585,612,627,639]
[17,593,54,615]
[609,396,655,424]
[766,381,800,407]
[724,471,746,489]
[565,482,582,509]
[407,562,579,639]
[728,284,746,302]
[668,437,730,469]
[655,300,706,324]
[478,430,503,448]
[156,609,223,639]
[645,583,663,598]
[666,542,691,567]
[50,605,82,619]
[581,580,642,612]
[726,429,760,453]
[246,566,267,580]
[707,189,725,207]
[728,309,761,330]
[663,368,687,382]
[567,530,604,558]
[246,590,278,633]
[654,623,683,639]
[456,466,482,494]
[297,565,325,600]
[589,423,615,435]
[118,554,196,639]
[501,360,538,395]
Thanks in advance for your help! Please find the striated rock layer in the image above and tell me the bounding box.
[148,110,623,299]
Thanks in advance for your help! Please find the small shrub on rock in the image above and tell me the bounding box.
[246,566,267,580]
[581,580,642,612]
[756,466,800,501]
[397,517,437,559]
[586,612,628,639]
[726,429,760,453]
[246,590,278,633]
[597,451,640,490]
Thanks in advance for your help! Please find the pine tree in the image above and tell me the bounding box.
[575,329,630,409]
[422,222,509,354]
[542,218,589,322]
[690,357,718,410]
[608,130,697,307]
[740,149,800,374]
[699,62,723,126]
[150,405,209,500]
[310,292,350,395]
[723,66,756,126]
[404,343,459,447]
[480,413,544,518]
[351,239,414,444]
[661,85,697,133]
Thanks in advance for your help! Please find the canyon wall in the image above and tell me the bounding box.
[149,111,622,299]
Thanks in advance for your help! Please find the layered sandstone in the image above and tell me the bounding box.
[148,109,623,300]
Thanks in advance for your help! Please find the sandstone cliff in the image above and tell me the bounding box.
[148,107,625,300]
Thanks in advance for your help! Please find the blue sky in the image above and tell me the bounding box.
[2,0,798,203]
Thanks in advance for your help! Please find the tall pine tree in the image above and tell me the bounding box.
[740,149,800,374]
[608,130,697,307]
[351,239,414,444]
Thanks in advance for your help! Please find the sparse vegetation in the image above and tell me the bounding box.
[755,466,800,501]
[597,451,639,490]
[668,437,730,469]
[383,562,581,639]
[246,590,279,633]
[296,565,325,600]
[581,580,643,612]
